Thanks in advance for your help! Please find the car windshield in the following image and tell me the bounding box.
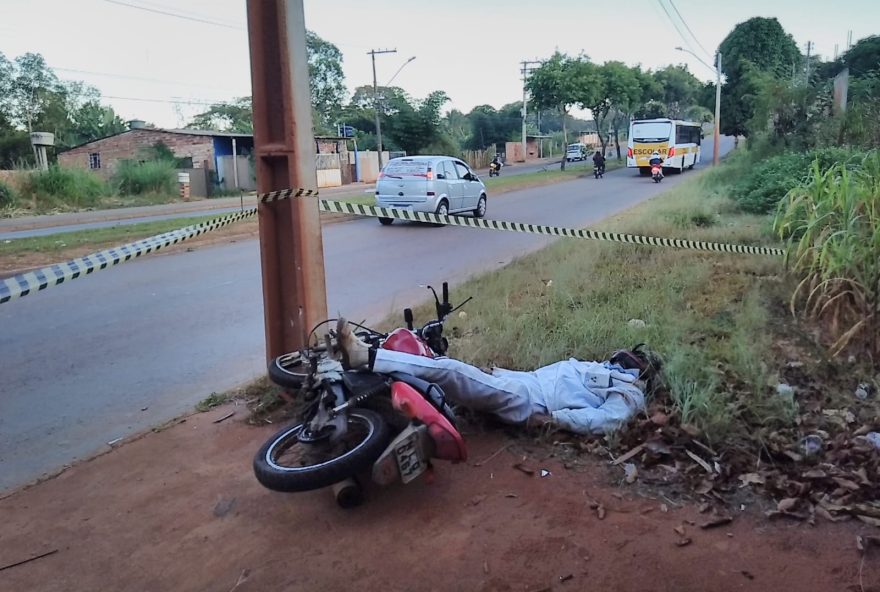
[567,144,582,151]
[383,161,430,178]
[632,122,672,142]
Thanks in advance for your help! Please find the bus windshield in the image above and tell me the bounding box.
[631,122,672,143]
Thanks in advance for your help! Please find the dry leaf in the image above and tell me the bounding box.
[650,411,669,426]
[623,463,638,484]
[673,525,686,536]
[597,505,606,520]
[777,498,799,512]
[675,538,692,547]
[802,469,827,479]
[685,449,714,473]
[700,516,733,529]
[857,515,880,527]
[832,477,860,492]
[739,473,765,487]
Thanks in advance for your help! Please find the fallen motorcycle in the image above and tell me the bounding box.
[254,282,470,507]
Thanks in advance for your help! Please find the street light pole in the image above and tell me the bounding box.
[675,46,722,165]
[368,48,397,169]
[713,51,722,165]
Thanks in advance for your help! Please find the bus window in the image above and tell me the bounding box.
[631,121,672,143]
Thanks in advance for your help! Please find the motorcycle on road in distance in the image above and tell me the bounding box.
[651,164,663,183]
[254,282,471,507]
[488,160,502,177]
[594,163,605,179]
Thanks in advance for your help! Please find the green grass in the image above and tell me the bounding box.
[395,170,786,443]
[24,166,109,209]
[112,160,177,195]
[0,214,220,258]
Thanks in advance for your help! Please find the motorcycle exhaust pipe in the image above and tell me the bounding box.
[331,478,364,508]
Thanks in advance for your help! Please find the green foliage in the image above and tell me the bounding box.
[24,165,108,208]
[775,151,880,361]
[381,90,450,155]
[0,130,33,168]
[0,179,17,207]
[188,97,253,133]
[731,148,861,214]
[464,103,521,150]
[719,17,802,138]
[306,30,346,126]
[747,73,827,149]
[112,159,176,196]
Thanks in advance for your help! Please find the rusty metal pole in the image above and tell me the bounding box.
[246,0,327,360]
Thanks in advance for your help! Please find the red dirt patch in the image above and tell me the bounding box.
[0,405,875,591]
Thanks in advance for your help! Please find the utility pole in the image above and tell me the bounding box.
[368,48,396,169]
[713,51,722,165]
[246,0,327,359]
[847,30,853,51]
[805,41,814,83]
[520,60,541,163]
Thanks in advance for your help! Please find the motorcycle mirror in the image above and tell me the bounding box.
[404,308,414,331]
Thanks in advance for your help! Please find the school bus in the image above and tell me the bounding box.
[626,118,702,175]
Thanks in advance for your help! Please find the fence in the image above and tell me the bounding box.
[460,147,497,169]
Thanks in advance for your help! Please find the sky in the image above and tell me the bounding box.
[0,0,876,128]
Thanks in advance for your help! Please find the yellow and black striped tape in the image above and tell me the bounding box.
[0,186,784,305]
[318,200,785,257]
[0,209,256,304]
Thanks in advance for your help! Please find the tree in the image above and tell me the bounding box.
[601,62,644,159]
[464,103,520,150]
[527,52,595,170]
[306,31,346,127]
[380,90,450,155]
[188,97,253,133]
[718,17,801,139]
[0,52,14,132]
[652,65,703,118]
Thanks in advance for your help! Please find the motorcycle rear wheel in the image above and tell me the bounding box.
[253,409,390,492]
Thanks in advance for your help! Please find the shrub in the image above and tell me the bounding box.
[0,180,17,207]
[775,150,880,362]
[731,147,863,214]
[24,166,108,208]
[113,159,177,195]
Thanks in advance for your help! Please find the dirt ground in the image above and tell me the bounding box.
[0,404,876,592]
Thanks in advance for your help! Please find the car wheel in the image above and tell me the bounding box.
[474,195,487,218]
[378,217,393,226]
[432,200,449,227]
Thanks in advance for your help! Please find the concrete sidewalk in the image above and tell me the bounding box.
[0,182,374,233]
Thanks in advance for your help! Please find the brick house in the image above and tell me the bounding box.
[57,126,254,181]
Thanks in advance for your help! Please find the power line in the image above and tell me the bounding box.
[667,0,712,59]
[53,66,246,92]
[102,94,234,106]
[103,0,244,30]
[656,0,700,59]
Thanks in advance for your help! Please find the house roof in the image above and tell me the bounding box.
[60,127,253,152]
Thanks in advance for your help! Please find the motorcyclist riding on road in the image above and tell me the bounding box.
[592,151,605,170]
[649,151,664,178]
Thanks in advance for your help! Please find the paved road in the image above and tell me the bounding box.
[0,140,733,492]
[0,159,557,240]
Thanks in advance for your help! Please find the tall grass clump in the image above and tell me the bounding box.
[775,150,880,363]
[0,180,17,208]
[113,159,177,195]
[24,165,108,208]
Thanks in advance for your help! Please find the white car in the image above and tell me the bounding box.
[375,156,488,225]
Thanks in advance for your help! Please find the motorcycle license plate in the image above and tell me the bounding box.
[394,431,427,484]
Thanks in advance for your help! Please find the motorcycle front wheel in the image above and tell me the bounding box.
[253,409,390,492]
